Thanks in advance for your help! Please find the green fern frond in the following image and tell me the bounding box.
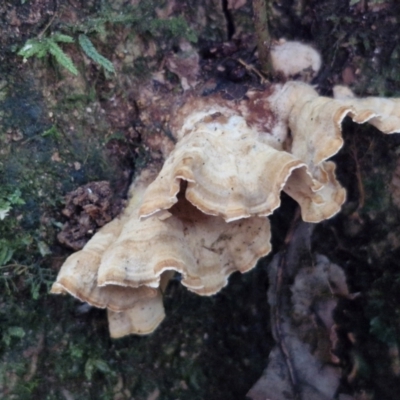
[52,33,75,43]
[48,41,78,75]
[78,34,115,73]
[35,44,49,58]
[18,38,46,59]
[18,35,79,75]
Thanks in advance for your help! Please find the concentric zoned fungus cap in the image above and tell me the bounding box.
[138,90,341,225]
[138,114,305,222]
[98,186,271,296]
[50,215,158,312]
[52,80,400,338]
[52,166,271,336]
[269,81,400,221]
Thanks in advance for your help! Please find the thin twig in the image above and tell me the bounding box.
[296,0,307,17]
[350,137,366,213]
[252,0,274,77]
[274,255,299,395]
[38,0,58,38]
[360,0,368,13]
[238,58,268,84]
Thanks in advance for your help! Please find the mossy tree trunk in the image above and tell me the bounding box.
[1,1,400,399]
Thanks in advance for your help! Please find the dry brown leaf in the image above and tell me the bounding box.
[248,224,351,400]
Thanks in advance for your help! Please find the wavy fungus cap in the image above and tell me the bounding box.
[51,81,400,337]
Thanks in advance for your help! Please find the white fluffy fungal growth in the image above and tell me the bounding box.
[270,40,322,81]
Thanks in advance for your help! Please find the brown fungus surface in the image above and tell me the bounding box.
[138,111,306,222]
[272,82,400,222]
[52,166,271,335]
[139,86,348,224]
[52,81,400,338]
[51,215,159,312]
[99,186,271,296]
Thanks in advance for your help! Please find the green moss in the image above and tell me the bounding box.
[0,261,273,398]
[0,69,131,304]
[363,176,391,213]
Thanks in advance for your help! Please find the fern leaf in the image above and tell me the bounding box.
[78,34,115,73]
[18,38,46,59]
[52,33,75,43]
[48,41,78,75]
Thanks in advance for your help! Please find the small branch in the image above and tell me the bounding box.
[238,58,268,84]
[360,0,368,13]
[38,0,58,38]
[272,208,302,399]
[350,136,368,214]
[296,0,307,17]
[252,0,274,77]
[274,252,299,397]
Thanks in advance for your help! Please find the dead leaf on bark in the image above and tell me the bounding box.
[248,222,354,400]
[57,181,124,250]
[227,0,247,10]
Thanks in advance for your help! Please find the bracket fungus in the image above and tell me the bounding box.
[52,81,400,337]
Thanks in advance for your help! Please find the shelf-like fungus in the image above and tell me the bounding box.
[51,81,400,337]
